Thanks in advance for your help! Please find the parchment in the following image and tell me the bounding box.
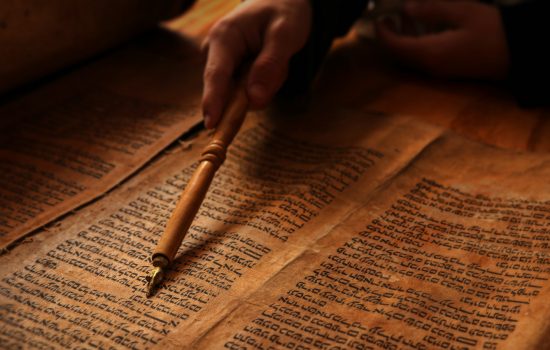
[3,101,550,349]
[0,0,189,94]
[0,29,204,249]
[194,127,550,350]
[0,109,443,349]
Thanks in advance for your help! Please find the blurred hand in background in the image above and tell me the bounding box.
[375,0,510,80]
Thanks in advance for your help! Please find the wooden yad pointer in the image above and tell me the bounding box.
[145,85,249,297]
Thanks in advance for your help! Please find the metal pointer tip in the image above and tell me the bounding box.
[145,266,164,298]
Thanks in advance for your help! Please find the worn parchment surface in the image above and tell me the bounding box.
[0,110,442,349]
[194,129,550,350]
[3,106,550,349]
[0,30,203,248]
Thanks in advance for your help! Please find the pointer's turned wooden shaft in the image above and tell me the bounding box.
[152,86,248,265]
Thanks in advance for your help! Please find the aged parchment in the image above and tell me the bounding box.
[0,109,442,349]
[193,128,550,350]
[0,29,204,248]
[0,1,188,94]
[2,106,550,349]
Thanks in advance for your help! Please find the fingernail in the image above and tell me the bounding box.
[204,114,212,129]
[249,83,267,103]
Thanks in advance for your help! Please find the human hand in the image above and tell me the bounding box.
[375,0,509,80]
[202,0,312,128]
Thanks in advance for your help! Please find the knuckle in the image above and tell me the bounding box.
[257,53,283,69]
[253,56,286,81]
[251,57,288,90]
[270,19,289,35]
[269,19,293,44]
[203,66,230,82]
[208,19,234,41]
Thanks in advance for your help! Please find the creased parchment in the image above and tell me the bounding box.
[0,29,203,248]
[194,125,550,350]
[2,107,550,349]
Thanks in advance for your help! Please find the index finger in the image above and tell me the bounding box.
[202,23,247,128]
